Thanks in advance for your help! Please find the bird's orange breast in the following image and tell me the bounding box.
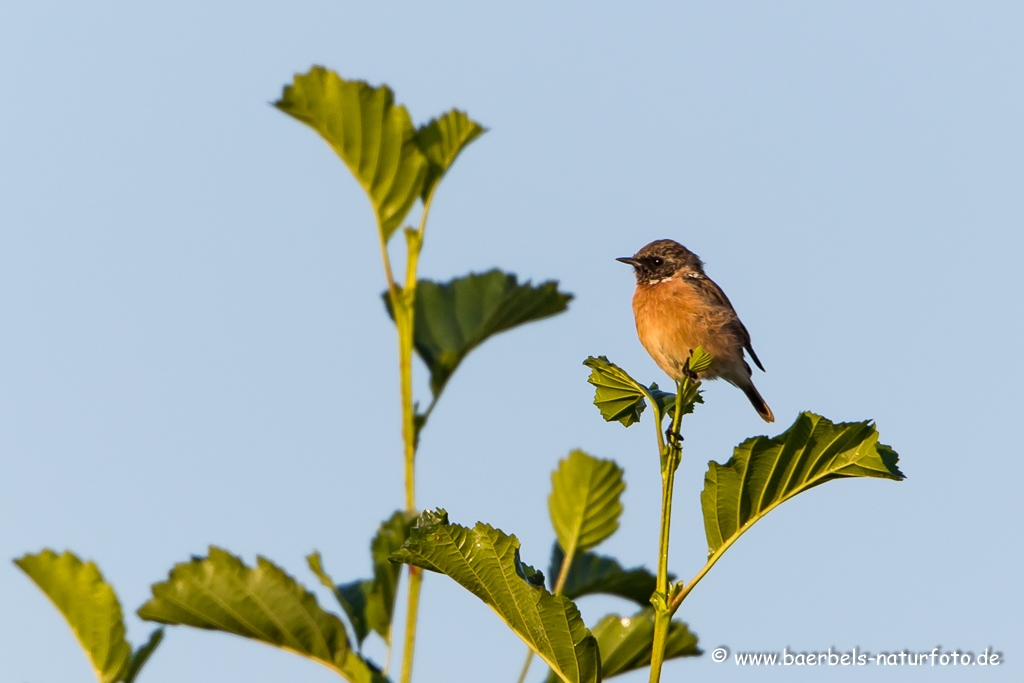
[631,279,743,381]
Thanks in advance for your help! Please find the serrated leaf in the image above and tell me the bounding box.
[275,66,428,243]
[138,547,386,683]
[122,629,163,683]
[703,412,905,558]
[548,545,658,606]
[415,109,485,199]
[391,510,600,683]
[15,550,132,683]
[549,450,624,558]
[385,270,572,399]
[309,511,416,647]
[583,356,650,427]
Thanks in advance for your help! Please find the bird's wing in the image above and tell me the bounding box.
[689,274,734,309]
[691,275,766,372]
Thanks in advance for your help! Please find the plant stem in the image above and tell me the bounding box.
[396,296,420,683]
[396,308,417,508]
[382,624,394,674]
[648,378,689,683]
[667,491,773,616]
[648,460,677,682]
[399,565,423,683]
[648,614,671,682]
[396,191,435,683]
[654,470,676,597]
[515,650,535,683]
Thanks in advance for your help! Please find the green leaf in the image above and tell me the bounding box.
[122,629,163,683]
[549,545,658,606]
[138,547,386,683]
[590,608,700,678]
[646,382,678,416]
[308,511,416,647]
[542,608,699,682]
[391,510,600,683]
[687,346,713,374]
[334,581,372,647]
[582,358,706,428]
[583,356,652,427]
[549,450,624,559]
[275,66,428,243]
[385,270,572,399]
[306,552,371,647]
[702,412,905,558]
[14,550,132,683]
[415,109,485,199]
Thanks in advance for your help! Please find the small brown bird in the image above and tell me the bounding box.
[618,239,774,422]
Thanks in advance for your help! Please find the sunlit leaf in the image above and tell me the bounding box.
[703,412,905,558]
[415,109,485,199]
[549,451,624,560]
[122,629,163,683]
[549,545,658,606]
[309,511,416,647]
[15,550,133,683]
[582,356,651,427]
[138,547,386,683]
[391,510,600,683]
[583,353,710,428]
[687,347,713,374]
[386,270,572,399]
[275,66,428,243]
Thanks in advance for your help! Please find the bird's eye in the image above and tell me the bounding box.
[652,257,663,267]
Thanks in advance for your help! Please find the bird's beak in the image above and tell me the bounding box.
[616,257,641,267]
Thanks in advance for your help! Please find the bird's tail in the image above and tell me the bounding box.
[742,382,774,423]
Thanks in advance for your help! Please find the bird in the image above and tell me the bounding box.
[617,239,774,422]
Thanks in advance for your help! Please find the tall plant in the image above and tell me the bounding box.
[134,67,573,683]
[15,67,904,683]
[269,66,571,682]
[393,350,903,682]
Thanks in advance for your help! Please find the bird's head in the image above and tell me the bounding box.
[616,239,704,285]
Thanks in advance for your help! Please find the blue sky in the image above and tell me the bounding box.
[2,2,1021,682]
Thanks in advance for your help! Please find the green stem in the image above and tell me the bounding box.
[552,548,575,595]
[382,623,394,674]
[397,190,435,683]
[654,467,676,597]
[399,566,423,683]
[649,613,671,683]
[668,484,779,616]
[397,308,417,510]
[670,558,718,615]
[648,459,677,682]
[515,652,535,683]
[649,378,689,683]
